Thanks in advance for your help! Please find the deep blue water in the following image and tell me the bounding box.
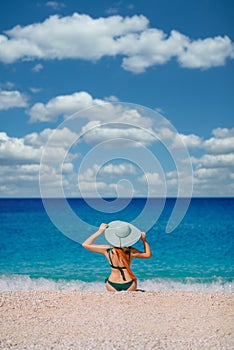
[0,198,233,292]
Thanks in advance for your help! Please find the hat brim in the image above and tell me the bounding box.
[105,220,141,248]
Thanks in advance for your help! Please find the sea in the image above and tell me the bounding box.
[0,198,233,293]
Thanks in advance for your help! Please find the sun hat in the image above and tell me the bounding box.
[105,220,141,248]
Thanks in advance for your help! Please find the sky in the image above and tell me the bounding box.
[0,0,233,198]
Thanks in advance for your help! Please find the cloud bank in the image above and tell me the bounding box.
[0,90,28,110]
[0,12,233,73]
[0,122,233,197]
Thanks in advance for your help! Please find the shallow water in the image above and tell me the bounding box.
[0,198,233,292]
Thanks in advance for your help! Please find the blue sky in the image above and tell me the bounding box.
[0,0,233,197]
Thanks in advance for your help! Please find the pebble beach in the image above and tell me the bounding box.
[0,290,233,350]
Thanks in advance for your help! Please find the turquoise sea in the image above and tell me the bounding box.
[0,198,233,292]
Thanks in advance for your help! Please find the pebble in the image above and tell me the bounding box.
[0,290,233,349]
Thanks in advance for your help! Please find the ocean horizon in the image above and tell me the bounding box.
[0,197,233,293]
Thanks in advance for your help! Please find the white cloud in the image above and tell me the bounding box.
[27,91,159,151]
[61,162,74,174]
[155,107,164,114]
[77,164,112,196]
[105,7,119,15]
[82,123,156,147]
[100,163,137,175]
[138,171,164,185]
[77,163,137,197]
[194,167,227,180]
[32,63,43,72]
[24,127,78,148]
[0,128,79,166]
[203,136,234,154]
[178,35,234,69]
[45,1,66,10]
[0,129,79,196]
[192,167,233,196]
[193,153,234,168]
[154,126,234,158]
[1,92,234,198]
[120,29,187,73]
[211,127,234,138]
[138,171,165,196]
[29,87,42,93]
[78,180,107,193]
[155,127,202,149]
[172,133,202,149]
[200,127,234,154]
[104,95,119,102]
[78,101,154,128]
[0,90,28,110]
[0,132,42,165]
[78,163,136,181]
[78,164,99,183]
[183,126,234,196]
[28,91,94,122]
[0,13,232,72]
[27,92,154,143]
[0,13,148,63]
[0,164,41,196]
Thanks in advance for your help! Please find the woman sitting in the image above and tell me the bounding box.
[82,221,152,292]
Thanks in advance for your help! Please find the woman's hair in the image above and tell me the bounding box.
[114,247,137,281]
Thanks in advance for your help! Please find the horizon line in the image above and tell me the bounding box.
[0,196,233,200]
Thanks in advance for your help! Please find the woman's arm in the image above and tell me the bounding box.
[82,223,109,254]
[131,232,152,259]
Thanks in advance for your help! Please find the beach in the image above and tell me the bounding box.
[0,290,233,349]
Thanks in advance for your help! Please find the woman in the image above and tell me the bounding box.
[82,220,152,292]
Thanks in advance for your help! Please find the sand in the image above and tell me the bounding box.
[0,290,233,349]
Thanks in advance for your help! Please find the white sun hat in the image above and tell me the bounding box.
[105,220,141,248]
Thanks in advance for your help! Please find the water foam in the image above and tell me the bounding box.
[0,274,233,293]
[0,274,104,292]
[138,277,234,293]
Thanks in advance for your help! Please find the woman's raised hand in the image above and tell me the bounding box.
[141,232,147,241]
[98,223,109,233]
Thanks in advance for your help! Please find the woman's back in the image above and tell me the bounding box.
[82,222,152,292]
[106,247,136,283]
[105,247,134,283]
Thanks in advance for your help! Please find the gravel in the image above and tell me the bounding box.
[0,290,233,349]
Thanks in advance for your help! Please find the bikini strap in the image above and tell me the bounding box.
[106,247,127,281]
[107,247,114,266]
[118,267,126,281]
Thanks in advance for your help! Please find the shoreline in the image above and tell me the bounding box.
[0,290,233,349]
[1,274,233,293]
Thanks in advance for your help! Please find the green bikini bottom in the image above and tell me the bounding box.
[105,278,134,291]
